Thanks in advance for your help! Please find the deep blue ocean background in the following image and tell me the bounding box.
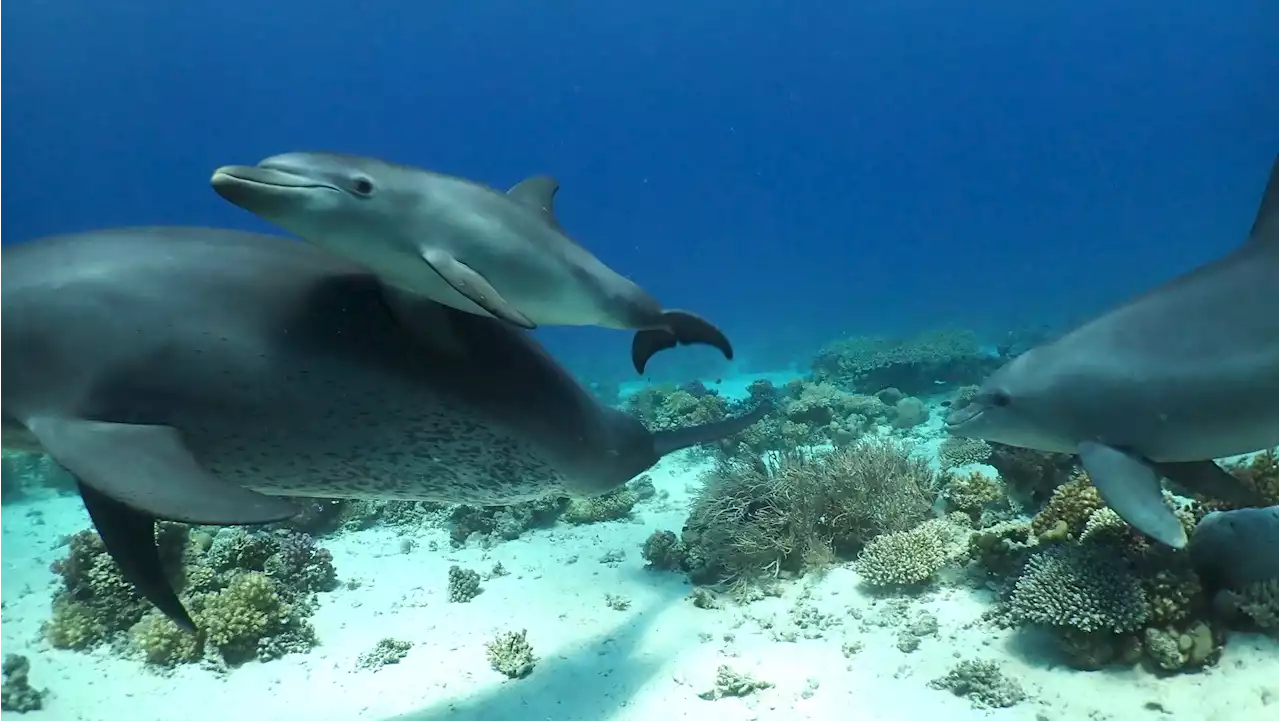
[3,1,1275,386]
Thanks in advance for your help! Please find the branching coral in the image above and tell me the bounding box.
[854,518,969,588]
[1028,472,1104,541]
[938,437,992,470]
[1009,543,1148,634]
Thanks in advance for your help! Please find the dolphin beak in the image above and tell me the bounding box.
[943,404,983,431]
[210,165,330,191]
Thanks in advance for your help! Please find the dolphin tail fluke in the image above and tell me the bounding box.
[652,401,771,457]
[631,310,733,374]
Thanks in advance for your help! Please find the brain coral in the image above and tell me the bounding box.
[1010,543,1147,633]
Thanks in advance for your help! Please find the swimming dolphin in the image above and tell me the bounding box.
[946,158,1279,548]
[1188,504,1279,593]
[1,227,768,629]
[209,152,732,374]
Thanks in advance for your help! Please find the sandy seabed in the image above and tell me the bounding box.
[1,431,1277,721]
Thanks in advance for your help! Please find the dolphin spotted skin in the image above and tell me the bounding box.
[210,152,732,374]
[0,227,769,629]
[946,158,1279,548]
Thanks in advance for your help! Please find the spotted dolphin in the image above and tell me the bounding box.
[210,152,732,374]
[946,158,1279,548]
[0,227,769,629]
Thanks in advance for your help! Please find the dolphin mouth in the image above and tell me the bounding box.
[944,405,983,429]
[210,165,338,192]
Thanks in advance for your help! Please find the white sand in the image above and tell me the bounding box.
[2,450,1277,721]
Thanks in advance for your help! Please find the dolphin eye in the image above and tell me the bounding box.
[352,177,374,196]
[989,392,1012,407]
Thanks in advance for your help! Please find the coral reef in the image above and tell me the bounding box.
[44,525,335,667]
[810,328,994,396]
[937,437,992,470]
[562,486,640,524]
[640,530,688,571]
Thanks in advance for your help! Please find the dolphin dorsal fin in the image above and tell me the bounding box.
[507,175,563,231]
[1247,157,1278,245]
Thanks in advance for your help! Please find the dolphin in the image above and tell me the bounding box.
[1188,505,1279,593]
[0,227,769,630]
[210,152,732,374]
[946,158,1279,548]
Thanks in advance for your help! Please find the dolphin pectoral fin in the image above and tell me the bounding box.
[418,248,537,329]
[1154,460,1266,507]
[630,310,734,374]
[506,175,564,231]
[1077,441,1188,548]
[24,417,299,525]
[77,481,197,631]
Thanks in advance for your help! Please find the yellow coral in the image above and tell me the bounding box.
[130,612,202,666]
[1030,472,1103,540]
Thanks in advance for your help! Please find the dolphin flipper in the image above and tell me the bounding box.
[631,310,734,374]
[1154,460,1267,508]
[418,247,537,329]
[25,417,299,525]
[1078,441,1188,548]
[77,482,197,630]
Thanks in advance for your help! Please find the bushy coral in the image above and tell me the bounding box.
[486,630,536,679]
[640,530,688,571]
[854,518,969,588]
[681,438,937,587]
[199,571,316,664]
[928,659,1025,709]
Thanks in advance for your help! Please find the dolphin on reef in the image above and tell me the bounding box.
[210,152,733,374]
[946,157,1279,548]
[0,226,769,629]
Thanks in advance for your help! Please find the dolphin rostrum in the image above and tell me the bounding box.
[1,227,768,629]
[210,152,732,374]
[946,158,1279,548]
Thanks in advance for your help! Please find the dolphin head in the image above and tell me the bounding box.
[211,152,422,252]
[944,348,1078,452]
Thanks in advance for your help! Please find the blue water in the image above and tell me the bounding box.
[3,0,1275,383]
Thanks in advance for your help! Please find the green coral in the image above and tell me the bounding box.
[447,565,482,603]
[563,486,639,524]
[200,571,316,664]
[1029,472,1104,540]
[854,518,969,588]
[45,525,333,667]
[0,655,43,713]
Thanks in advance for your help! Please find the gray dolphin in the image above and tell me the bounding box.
[1,227,768,629]
[210,152,732,374]
[946,158,1279,548]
